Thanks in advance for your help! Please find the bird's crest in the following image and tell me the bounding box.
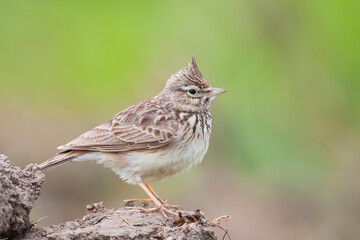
[166,56,211,89]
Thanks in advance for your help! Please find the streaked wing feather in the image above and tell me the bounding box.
[57,119,175,153]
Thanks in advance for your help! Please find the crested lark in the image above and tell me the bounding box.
[39,57,227,218]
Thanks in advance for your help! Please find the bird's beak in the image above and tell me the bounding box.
[206,88,227,98]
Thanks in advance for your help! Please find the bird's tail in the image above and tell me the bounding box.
[39,151,81,170]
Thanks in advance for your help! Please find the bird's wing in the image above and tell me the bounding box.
[57,118,176,153]
[58,119,174,152]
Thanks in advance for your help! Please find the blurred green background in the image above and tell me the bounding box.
[1,0,359,239]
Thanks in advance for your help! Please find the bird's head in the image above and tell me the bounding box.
[161,57,227,112]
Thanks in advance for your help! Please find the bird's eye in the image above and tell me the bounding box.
[188,89,197,95]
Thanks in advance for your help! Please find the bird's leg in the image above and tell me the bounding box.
[144,184,164,203]
[137,181,177,218]
[145,184,181,210]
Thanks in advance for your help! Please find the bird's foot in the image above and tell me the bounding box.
[140,204,178,219]
[158,200,182,210]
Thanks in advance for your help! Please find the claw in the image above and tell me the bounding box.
[139,205,178,219]
[162,202,182,210]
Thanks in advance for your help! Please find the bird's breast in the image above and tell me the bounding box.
[170,112,212,168]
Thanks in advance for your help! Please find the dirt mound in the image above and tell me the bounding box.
[22,203,217,239]
[0,154,45,239]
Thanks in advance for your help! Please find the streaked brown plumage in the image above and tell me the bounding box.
[39,57,227,218]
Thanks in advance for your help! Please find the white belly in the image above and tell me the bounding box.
[122,136,209,184]
[74,132,210,185]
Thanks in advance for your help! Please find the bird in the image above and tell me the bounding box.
[39,56,227,218]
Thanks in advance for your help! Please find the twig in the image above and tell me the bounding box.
[120,215,134,227]
[217,225,231,240]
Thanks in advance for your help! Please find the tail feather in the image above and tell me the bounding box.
[39,151,81,170]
